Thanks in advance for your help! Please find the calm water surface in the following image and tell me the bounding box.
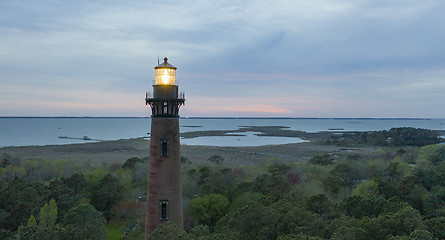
[1,118,444,147]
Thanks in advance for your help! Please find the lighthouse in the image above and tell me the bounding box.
[145,57,185,235]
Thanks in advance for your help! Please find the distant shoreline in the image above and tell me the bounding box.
[0,137,366,167]
[0,116,440,120]
[2,127,444,166]
[2,118,444,148]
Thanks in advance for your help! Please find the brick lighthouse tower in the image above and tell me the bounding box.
[145,57,185,235]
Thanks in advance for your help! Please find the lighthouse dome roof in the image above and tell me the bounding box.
[155,57,177,69]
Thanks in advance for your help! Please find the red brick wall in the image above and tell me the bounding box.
[145,117,183,235]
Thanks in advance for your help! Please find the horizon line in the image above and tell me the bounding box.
[0,116,441,120]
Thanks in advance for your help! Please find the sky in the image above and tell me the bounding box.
[1,0,445,118]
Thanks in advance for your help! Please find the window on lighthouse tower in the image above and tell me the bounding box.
[161,140,168,157]
[163,102,168,114]
[159,200,168,220]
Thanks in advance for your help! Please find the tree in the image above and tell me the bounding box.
[340,195,385,218]
[63,203,106,240]
[181,156,190,165]
[111,200,142,220]
[267,164,291,174]
[91,173,124,222]
[385,127,439,146]
[197,167,211,185]
[352,180,378,196]
[391,206,425,235]
[331,226,366,240]
[278,233,325,240]
[208,155,224,165]
[411,168,433,191]
[27,214,37,226]
[188,224,210,239]
[278,205,326,238]
[147,221,188,240]
[397,175,431,214]
[62,173,87,195]
[0,209,9,229]
[216,201,279,240]
[329,127,440,146]
[230,191,264,212]
[376,178,400,199]
[39,198,57,228]
[0,229,13,240]
[382,197,410,214]
[48,179,75,220]
[189,193,230,227]
[1,159,11,168]
[253,164,292,195]
[0,179,48,230]
[309,154,334,166]
[15,204,60,240]
[198,168,236,196]
[407,230,434,239]
[426,217,445,240]
[287,172,300,185]
[15,214,58,240]
[328,216,365,240]
[324,163,358,193]
[306,194,333,218]
[122,157,143,170]
[362,206,425,239]
[16,225,58,240]
[429,146,445,165]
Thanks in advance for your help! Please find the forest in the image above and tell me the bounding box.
[0,127,444,239]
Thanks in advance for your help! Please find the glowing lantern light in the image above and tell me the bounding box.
[161,69,170,84]
[155,57,176,85]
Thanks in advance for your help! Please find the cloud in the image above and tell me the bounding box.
[1,0,445,117]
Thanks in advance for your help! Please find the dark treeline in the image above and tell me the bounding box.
[1,127,444,239]
[327,127,442,146]
[0,155,148,240]
[157,144,445,240]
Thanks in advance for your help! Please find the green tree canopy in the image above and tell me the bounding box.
[62,173,87,194]
[352,180,378,196]
[0,179,48,230]
[216,201,279,240]
[309,154,334,166]
[122,157,144,170]
[90,173,124,222]
[324,163,359,193]
[63,203,106,240]
[147,221,188,240]
[39,198,57,228]
[189,193,230,227]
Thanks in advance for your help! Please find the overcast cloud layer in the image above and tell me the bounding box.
[1,0,445,117]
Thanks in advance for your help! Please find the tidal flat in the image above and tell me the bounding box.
[0,127,379,167]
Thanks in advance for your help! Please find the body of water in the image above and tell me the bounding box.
[1,117,444,147]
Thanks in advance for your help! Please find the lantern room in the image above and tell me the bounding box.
[146,57,185,117]
[155,57,177,85]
